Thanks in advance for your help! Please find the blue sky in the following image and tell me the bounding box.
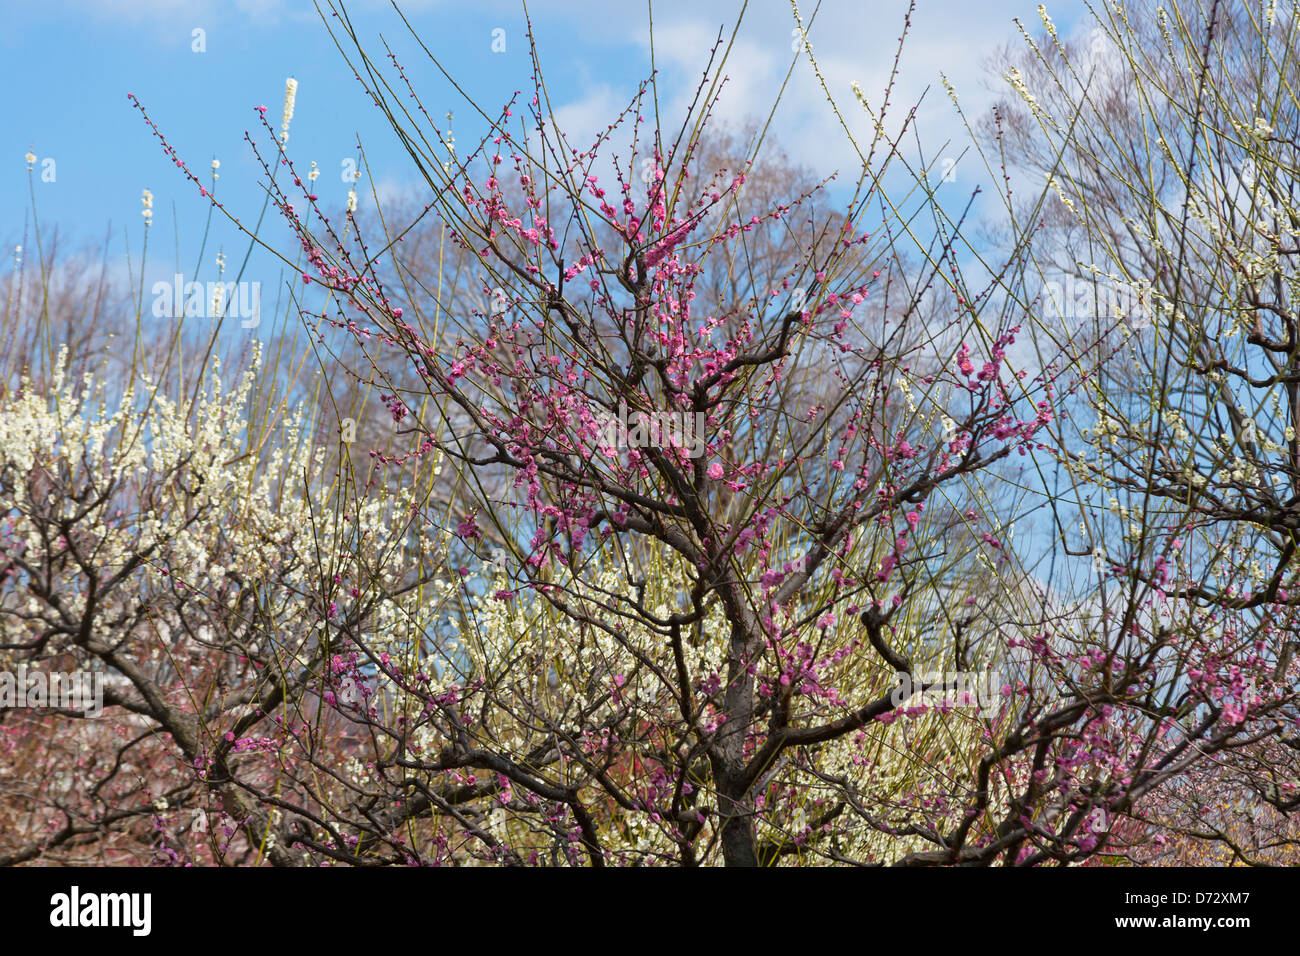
[4,0,1092,315]
[2,0,1108,589]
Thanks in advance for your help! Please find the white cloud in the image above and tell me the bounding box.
[541,0,1091,186]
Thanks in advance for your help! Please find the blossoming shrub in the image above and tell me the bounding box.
[0,343,444,864]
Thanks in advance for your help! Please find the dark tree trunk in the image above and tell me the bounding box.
[715,614,761,866]
[718,790,759,866]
